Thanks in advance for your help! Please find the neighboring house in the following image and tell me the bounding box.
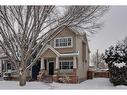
[0,53,8,76]
[0,51,30,80]
[0,27,90,83]
[0,53,18,79]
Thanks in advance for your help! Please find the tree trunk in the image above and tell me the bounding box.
[19,70,27,86]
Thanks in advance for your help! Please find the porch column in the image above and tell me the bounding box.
[41,58,44,70]
[3,60,6,72]
[0,60,2,74]
[73,56,77,68]
[56,57,59,69]
[73,56,77,81]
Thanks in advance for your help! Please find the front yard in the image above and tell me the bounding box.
[0,78,127,89]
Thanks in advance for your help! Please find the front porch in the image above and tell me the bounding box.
[37,56,78,83]
[36,46,79,83]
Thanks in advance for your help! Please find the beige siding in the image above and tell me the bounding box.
[41,27,90,82]
[76,35,89,81]
[84,44,90,79]
[76,35,83,80]
[49,28,76,53]
[42,49,57,58]
[82,42,86,62]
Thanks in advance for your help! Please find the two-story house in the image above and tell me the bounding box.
[0,27,90,83]
[36,27,90,83]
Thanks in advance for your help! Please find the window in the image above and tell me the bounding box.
[54,37,73,48]
[11,64,16,70]
[59,61,73,69]
[7,63,11,70]
[2,60,6,72]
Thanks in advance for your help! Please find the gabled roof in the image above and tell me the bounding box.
[68,27,86,36]
[60,51,79,57]
[41,45,79,57]
[0,53,7,59]
[67,27,90,53]
[41,45,60,57]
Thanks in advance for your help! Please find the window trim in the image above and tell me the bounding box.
[59,60,73,70]
[54,36,73,48]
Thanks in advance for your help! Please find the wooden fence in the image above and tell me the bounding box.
[87,70,110,79]
[94,71,110,78]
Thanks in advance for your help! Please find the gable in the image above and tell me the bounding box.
[41,48,57,58]
[55,27,76,37]
[47,27,90,54]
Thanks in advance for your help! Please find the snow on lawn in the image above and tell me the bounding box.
[0,78,127,89]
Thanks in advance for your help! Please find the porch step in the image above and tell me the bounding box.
[42,75,53,83]
[37,70,46,81]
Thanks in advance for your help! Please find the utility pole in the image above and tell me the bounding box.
[96,49,99,69]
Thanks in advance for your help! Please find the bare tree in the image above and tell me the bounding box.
[91,52,108,70]
[123,36,127,45]
[0,6,109,86]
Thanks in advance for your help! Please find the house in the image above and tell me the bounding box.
[0,53,8,77]
[0,27,90,83]
[36,27,90,83]
[0,51,30,80]
[0,52,18,79]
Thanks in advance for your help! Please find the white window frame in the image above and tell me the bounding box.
[59,60,73,70]
[5,60,16,72]
[54,37,73,48]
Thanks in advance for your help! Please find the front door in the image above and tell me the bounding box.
[48,62,54,75]
[32,60,41,80]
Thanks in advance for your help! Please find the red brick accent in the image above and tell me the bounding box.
[56,75,78,83]
[73,68,77,76]
[53,75,58,82]
[53,69,78,83]
[10,77,18,80]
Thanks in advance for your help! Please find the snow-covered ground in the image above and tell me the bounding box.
[0,78,127,89]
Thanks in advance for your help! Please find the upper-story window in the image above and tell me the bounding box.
[54,37,73,48]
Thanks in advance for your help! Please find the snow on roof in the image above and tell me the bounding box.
[0,53,7,58]
[68,27,87,37]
